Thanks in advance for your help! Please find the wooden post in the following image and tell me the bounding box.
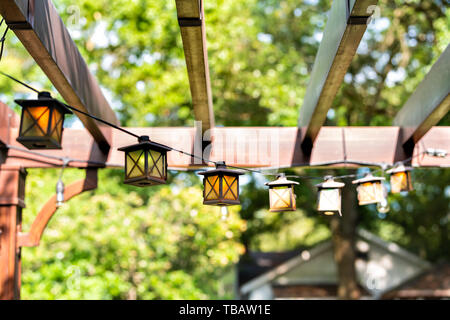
[0,167,26,300]
[330,176,361,300]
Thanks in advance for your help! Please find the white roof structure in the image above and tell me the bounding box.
[240,228,431,299]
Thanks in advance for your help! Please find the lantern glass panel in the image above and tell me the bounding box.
[50,108,63,142]
[149,149,164,178]
[318,189,341,213]
[21,106,50,137]
[16,92,72,150]
[205,175,220,200]
[390,172,412,193]
[223,175,238,200]
[126,150,146,179]
[199,163,243,206]
[269,186,293,211]
[357,182,384,205]
[119,137,170,187]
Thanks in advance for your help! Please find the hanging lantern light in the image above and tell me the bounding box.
[352,172,385,205]
[315,176,345,216]
[386,163,413,193]
[198,161,244,206]
[15,91,72,149]
[265,173,299,212]
[118,135,171,187]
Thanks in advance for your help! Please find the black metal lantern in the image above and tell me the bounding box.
[118,135,171,187]
[352,172,385,205]
[265,173,299,212]
[198,161,244,206]
[386,163,413,193]
[15,91,72,149]
[315,176,345,216]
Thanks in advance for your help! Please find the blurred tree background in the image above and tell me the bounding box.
[0,0,448,299]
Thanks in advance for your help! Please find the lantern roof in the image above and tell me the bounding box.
[352,172,385,185]
[14,91,72,115]
[386,163,413,174]
[117,135,172,153]
[265,173,299,187]
[198,161,245,176]
[315,176,345,189]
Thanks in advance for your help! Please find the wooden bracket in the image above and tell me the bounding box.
[17,168,98,248]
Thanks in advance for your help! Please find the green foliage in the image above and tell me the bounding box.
[359,169,450,262]
[333,0,448,126]
[0,0,448,299]
[22,169,245,299]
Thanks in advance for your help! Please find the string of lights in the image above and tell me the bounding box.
[0,71,448,214]
[0,70,446,178]
[0,71,288,174]
[0,71,39,93]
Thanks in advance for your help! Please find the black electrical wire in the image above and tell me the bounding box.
[0,26,10,63]
[0,71,445,181]
[0,71,141,139]
[168,146,217,166]
[61,102,141,140]
[0,71,40,93]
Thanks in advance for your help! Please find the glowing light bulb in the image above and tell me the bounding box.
[221,206,229,220]
[376,198,390,214]
[56,179,64,207]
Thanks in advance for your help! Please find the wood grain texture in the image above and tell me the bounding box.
[0,102,19,147]
[176,0,214,132]
[1,126,449,169]
[0,167,26,300]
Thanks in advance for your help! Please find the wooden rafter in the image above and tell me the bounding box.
[394,44,450,153]
[298,0,378,152]
[175,0,215,132]
[2,126,449,169]
[0,0,119,153]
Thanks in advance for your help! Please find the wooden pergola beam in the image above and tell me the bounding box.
[298,0,378,152]
[175,0,215,132]
[0,0,119,153]
[0,101,19,147]
[393,44,450,152]
[2,126,449,169]
[0,166,26,299]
